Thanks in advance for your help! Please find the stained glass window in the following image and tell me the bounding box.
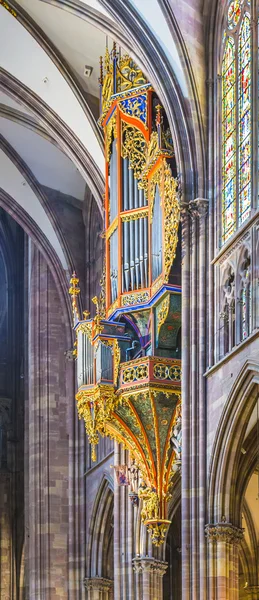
[222,2,251,245]
[238,15,251,224]
[222,37,236,243]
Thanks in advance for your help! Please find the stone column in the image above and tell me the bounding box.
[246,586,259,600]
[132,557,167,600]
[84,577,113,600]
[181,203,191,600]
[182,199,209,600]
[27,244,69,598]
[206,523,243,600]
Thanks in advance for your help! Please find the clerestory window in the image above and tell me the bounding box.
[221,1,251,245]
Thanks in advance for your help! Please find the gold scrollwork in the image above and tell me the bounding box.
[76,384,117,462]
[121,122,148,189]
[106,114,117,163]
[122,291,149,307]
[77,322,92,339]
[121,363,148,384]
[153,363,181,382]
[113,339,120,386]
[157,295,170,334]
[163,163,180,282]
[121,209,148,222]
[117,55,147,92]
[0,0,16,16]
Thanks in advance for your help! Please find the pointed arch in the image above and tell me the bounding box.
[87,474,114,579]
[208,361,259,524]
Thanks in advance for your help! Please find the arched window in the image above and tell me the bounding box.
[222,1,251,245]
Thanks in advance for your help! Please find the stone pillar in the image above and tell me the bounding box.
[84,577,113,600]
[27,244,69,598]
[132,557,167,600]
[181,203,191,600]
[246,586,259,600]
[206,523,243,600]
[181,199,209,600]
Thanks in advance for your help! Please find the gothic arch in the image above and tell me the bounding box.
[208,361,259,524]
[43,0,205,201]
[87,474,114,580]
[0,70,104,213]
[98,0,205,201]
[0,188,72,348]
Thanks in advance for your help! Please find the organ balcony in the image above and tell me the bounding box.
[69,47,182,546]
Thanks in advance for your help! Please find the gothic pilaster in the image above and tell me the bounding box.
[180,203,191,600]
[84,577,113,600]
[132,557,167,600]
[182,199,209,600]
[246,585,259,600]
[205,523,244,600]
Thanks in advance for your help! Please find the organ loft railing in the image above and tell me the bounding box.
[69,46,182,546]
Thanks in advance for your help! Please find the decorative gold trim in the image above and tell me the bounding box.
[76,384,117,461]
[106,217,118,240]
[151,276,163,296]
[117,54,147,92]
[121,209,148,222]
[122,291,149,306]
[69,272,80,325]
[157,295,170,334]
[106,114,117,163]
[77,322,92,339]
[0,0,17,16]
[121,122,148,190]
[163,163,180,282]
[113,339,120,386]
[149,164,163,222]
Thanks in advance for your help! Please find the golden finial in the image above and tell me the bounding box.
[69,272,80,296]
[155,104,163,127]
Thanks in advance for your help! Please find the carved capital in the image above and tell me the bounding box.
[84,577,113,592]
[189,198,209,220]
[205,523,244,545]
[132,557,167,577]
[180,202,190,223]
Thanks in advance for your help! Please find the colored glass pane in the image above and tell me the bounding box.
[228,0,243,29]
[222,37,236,243]
[238,14,251,225]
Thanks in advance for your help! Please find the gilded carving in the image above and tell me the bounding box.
[121,209,148,222]
[122,291,149,306]
[163,163,180,281]
[105,113,117,163]
[121,122,148,187]
[157,295,170,334]
[0,0,16,16]
[76,384,117,462]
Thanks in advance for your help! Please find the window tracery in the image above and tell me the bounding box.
[222,0,251,245]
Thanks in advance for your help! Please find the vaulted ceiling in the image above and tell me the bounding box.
[0,0,205,274]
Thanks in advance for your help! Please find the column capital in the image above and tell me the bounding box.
[132,557,167,576]
[189,198,209,220]
[205,522,244,545]
[84,577,113,592]
[180,202,191,223]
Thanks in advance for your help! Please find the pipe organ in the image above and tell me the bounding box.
[69,47,182,546]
